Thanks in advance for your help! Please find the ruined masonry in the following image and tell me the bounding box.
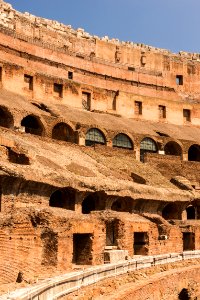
[0,0,200,298]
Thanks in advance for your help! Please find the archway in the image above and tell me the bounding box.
[164,141,182,157]
[21,115,44,136]
[111,198,132,213]
[140,137,157,162]
[82,193,105,214]
[52,122,74,142]
[85,128,106,146]
[178,288,190,300]
[186,205,196,220]
[188,144,200,162]
[0,106,14,128]
[112,133,133,149]
[49,188,75,210]
[162,203,180,220]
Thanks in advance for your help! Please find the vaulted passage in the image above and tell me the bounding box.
[111,198,132,213]
[162,203,180,220]
[0,106,14,128]
[49,188,75,211]
[73,234,93,265]
[52,122,74,142]
[21,115,44,136]
[188,144,200,162]
[164,141,182,157]
[82,193,105,214]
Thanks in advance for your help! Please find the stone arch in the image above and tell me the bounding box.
[0,106,14,129]
[112,133,133,150]
[21,115,45,136]
[140,137,158,162]
[178,288,190,300]
[49,188,76,211]
[188,144,200,162]
[82,193,106,214]
[85,128,106,146]
[52,122,75,143]
[164,141,183,157]
[162,203,181,220]
[110,197,132,213]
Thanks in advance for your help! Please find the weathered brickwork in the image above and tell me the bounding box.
[0,1,200,298]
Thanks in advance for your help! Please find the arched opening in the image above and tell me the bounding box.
[162,203,180,220]
[178,288,190,300]
[164,141,182,157]
[82,193,105,214]
[112,133,133,149]
[85,128,106,146]
[49,188,75,211]
[52,122,74,142]
[0,106,14,128]
[111,198,132,213]
[188,144,200,162]
[140,137,157,162]
[21,115,43,136]
[186,205,196,220]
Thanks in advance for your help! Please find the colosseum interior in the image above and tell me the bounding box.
[0,0,200,299]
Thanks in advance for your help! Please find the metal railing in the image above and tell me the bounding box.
[2,250,200,300]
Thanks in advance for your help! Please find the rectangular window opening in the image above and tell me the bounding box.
[24,74,33,90]
[159,105,166,119]
[176,75,183,85]
[54,83,63,98]
[183,109,191,122]
[183,232,195,251]
[82,92,91,111]
[68,71,73,80]
[134,232,149,255]
[135,101,142,115]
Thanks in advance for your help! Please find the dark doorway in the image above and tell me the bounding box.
[164,141,182,157]
[188,144,200,162]
[49,188,75,211]
[21,115,43,136]
[179,288,190,300]
[183,232,195,251]
[186,206,196,220]
[162,203,179,220]
[134,232,149,255]
[0,106,14,128]
[52,123,73,142]
[106,221,118,246]
[73,234,93,265]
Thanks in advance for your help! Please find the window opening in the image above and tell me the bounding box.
[135,101,142,115]
[176,75,183,85]
[85,128,106,146]
[140,137,157,162]
[113,133,133,149]
[158,105,166,119]
[82,92,91,111]
[24,74,33,90]
[54,83,63,98]
[183,109,191,122]
[68,71,73,80]
[183,232,195,251]
[134,232,149,255]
